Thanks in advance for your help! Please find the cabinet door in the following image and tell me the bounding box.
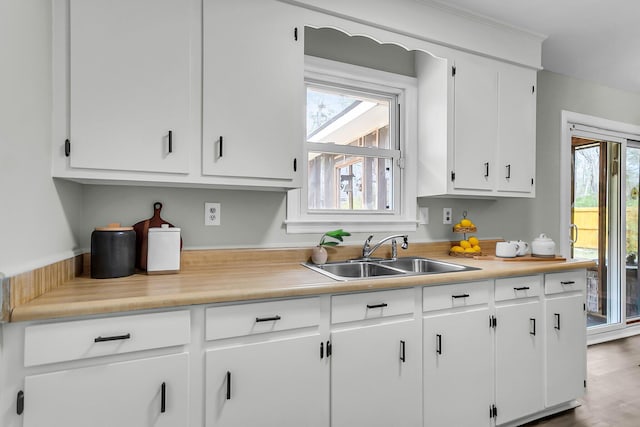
[495,300,544,424]
[68,0,193,174]
[202,0,303,183]
[452,55,498,192]
[546,294,587,407]
[331,319,420,427]
[423,308,492,427]
[497,65,536,194]
[205,334,328,427]
[23,353,189,427]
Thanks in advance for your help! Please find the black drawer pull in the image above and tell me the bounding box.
[436,334,442,355]
[226,371,231,400]
[160,382,166,413]
[554,313,561,330]
[452,294,469,299]
[94,333,131,343]
[255,315,281,323]
[367,303,388,309]
[506,164,511,179]
[530,318,536,336]
[514,286,530,291]
[484,162,489,177]
[400,340,406,362]
[560,281,575,285]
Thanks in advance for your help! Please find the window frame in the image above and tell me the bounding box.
[286,56,418,234]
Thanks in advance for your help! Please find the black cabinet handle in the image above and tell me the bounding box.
[506,164,511,179]
[94,333,131,343]
[64,139,71,157]
[320,341,324,359]
[255,315,281,323]
[436,334,442,355]
[554,313,561,330]
[366,303,388,309]
[160,382,166,413]
[452,294,469,299]
[219,136,223,158]
[484,162,489,177]
[326,340,332,357]
[293,158,297,172]
[226,371,231,400]
[514,286,530,291]
[16,390,24,415]
[294,27,298,41]
[530,318,536,336]
[168,130,173,154]
[400,340,406,363]
[560,281,575,285]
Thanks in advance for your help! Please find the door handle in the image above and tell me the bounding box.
[436,334,442,355]
[554,313,561,330]
[400,340,406,363]
[530,318,536,335]
[168,130,173,154]
[160,382,166,413]
[570,224,579,245]
[226,371,231,400]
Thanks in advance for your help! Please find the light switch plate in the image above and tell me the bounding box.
[205,202,221,226]
[419,207,429,225]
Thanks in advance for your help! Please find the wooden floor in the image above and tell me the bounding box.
[525,334,640,426]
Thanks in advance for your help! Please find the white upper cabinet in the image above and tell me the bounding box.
[416,50,537,198]
[451,54,498,193]
[497,63,537,194]
[202,0,303,184]
[67,0,194,174]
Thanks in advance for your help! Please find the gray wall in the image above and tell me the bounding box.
[533,70,640,245]
[0,1,82,276]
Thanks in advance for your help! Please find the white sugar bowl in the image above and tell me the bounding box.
[531,233,556,258]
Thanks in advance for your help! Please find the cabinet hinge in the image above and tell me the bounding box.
[451,171,455,181]
[64,139,71,157]
[452,65,456,77]
[16,390,24,415]
[294,27,298,41]
[489,404,498,418]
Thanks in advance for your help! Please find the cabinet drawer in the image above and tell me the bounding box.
[205,297,320,341]
[331,288,414,324]
[423,281,490,312]
[495,276,542,302]
[24,310,191,367]
[545,270,587,295]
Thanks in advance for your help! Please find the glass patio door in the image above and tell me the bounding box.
[625,142,640,321]
[571,134,622,330]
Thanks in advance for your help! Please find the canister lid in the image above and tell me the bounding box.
[149,225,181,233]
[94,223,133,232]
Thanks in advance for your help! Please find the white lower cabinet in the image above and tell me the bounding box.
[205,334,327,427]
[330,288,420,427]
[545,271,587,408]
[23,353,189,427]
[423,281,492,427]
[494,276,544,425]
[331,319,420,427]
[423,308,492,427]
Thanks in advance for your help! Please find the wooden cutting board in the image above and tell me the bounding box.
[132,202,181,270]
[473,255,566,262]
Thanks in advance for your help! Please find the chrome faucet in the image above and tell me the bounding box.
[362,234,409,260]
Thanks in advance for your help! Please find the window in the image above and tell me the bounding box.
[286,56,418,233]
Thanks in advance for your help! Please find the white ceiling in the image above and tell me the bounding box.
[428,0,640,94]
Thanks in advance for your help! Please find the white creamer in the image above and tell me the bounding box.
[147,224,181,274]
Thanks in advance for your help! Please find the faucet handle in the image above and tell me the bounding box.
[402,235,409,250]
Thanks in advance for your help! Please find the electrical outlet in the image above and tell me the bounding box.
[205,202,221,226]
[443,208,452,224]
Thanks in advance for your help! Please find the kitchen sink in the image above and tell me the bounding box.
[303,256,479,281]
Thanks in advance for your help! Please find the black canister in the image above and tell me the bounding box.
[91,224,136,279]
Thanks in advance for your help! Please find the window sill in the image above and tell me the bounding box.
[285,218,418,234]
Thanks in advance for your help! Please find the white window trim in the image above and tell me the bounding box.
[286,56,418,234]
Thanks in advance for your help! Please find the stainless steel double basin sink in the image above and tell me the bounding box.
[303,256,479,281]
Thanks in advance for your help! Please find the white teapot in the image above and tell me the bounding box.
[531,233,556,257]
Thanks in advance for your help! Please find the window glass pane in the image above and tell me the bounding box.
[306,86,391,149]
[307,152,393,211]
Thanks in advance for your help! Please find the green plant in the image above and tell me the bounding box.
[318,229,351,247]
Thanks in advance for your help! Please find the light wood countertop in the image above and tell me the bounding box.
[9,243,596,322]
